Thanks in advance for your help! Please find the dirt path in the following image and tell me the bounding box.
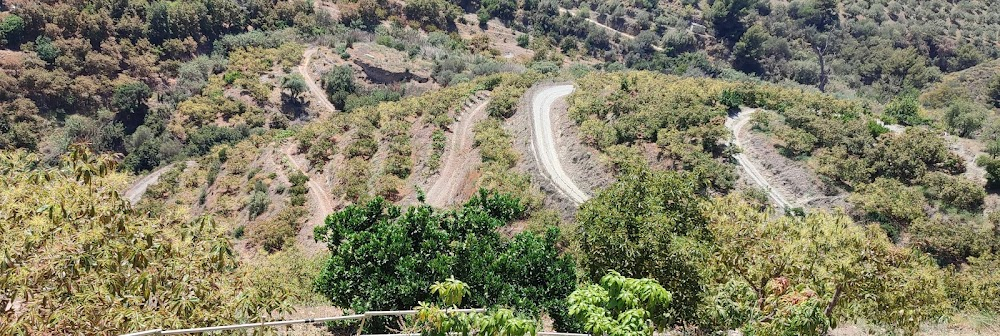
[557,8,665,52]
[426,96,490,207]
[531,85,591,205]
[282,146,334,255]
[726,109,794,209]
[298,47,337,116]
[124,162,196,204]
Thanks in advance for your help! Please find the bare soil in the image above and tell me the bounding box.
[737,121,846,211]
[947,134,987,185]
[283,144,336,256]
[424,96,490,208]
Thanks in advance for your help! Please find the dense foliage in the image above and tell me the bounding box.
[0,148,290,334]
[313,189,577,332]
[567,271,672,336]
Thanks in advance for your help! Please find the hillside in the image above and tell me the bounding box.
[2,0,1000,335]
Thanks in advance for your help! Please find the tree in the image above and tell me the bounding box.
[112,81,152,129]
[883,93,921,125]
[701,196,950,335]
[976,155,1000,189]
[943,100,987,138]
[567,271,672,336]
[871,128,963,183]
[987,75,1000,108]
[0,14,25,47]
[280,73,307,102]
[321,65,356,110]
[404,0,459,31]
[791,0,838,31]
[313,190,577,333]
[33,36,60,64]
[732,24,768,75]
[573,168,707,324]
[0,147,292,334]
[706,0,760,44]
[848,178,926,237]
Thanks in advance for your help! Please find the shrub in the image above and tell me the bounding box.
[247,190,270,220]
[884,93,922,125]
[322,66,357,110]
[920,172,985,211]
[944,100,987,137]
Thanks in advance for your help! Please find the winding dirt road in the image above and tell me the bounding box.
[298,47,337,115]
[726,109,793,209]
[282,146,334,254]
[426,96,490,207]
[531,85,591,205]
[124,165,174,204]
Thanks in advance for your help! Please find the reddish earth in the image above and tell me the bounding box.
[426,93,490,208]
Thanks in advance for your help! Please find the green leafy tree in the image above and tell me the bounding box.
[987,75,1000,108]
[0,14,25,47]
[944,100,987,138]
[707,0,760,43]
[883,93,921,125]
[404,0,459,31]
[567,271,672,336]
[733,24,769,75]
[321,65,356,110]
[701,196,950,335]
[313,189,577,332]
[33,36,60,64]
[976,155,1000,189]
[848,178,926,237]
[112,81,152,129]
[0,147,292,334]
[281,73,307,102]
[573,168,707,324]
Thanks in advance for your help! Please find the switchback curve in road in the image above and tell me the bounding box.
[726,109,793,209]
[531,85,591,205]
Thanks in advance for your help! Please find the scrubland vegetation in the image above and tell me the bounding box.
[3,0,1000,335]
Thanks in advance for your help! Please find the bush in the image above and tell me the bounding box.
[919,172,985,211]
[322,66,357,110]
[250,207,307,252]
[579,118,618,149]
[944,100,987,137]
[884,94,922,125]
[247,190,270,220]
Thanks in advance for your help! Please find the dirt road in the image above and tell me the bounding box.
[283,146,334,254]
[726,109,794,209]
[298,47,337,116]
[531,85,591,205]
[124,162,197,204]
[426,96,490,207]
[557,8,665,52]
